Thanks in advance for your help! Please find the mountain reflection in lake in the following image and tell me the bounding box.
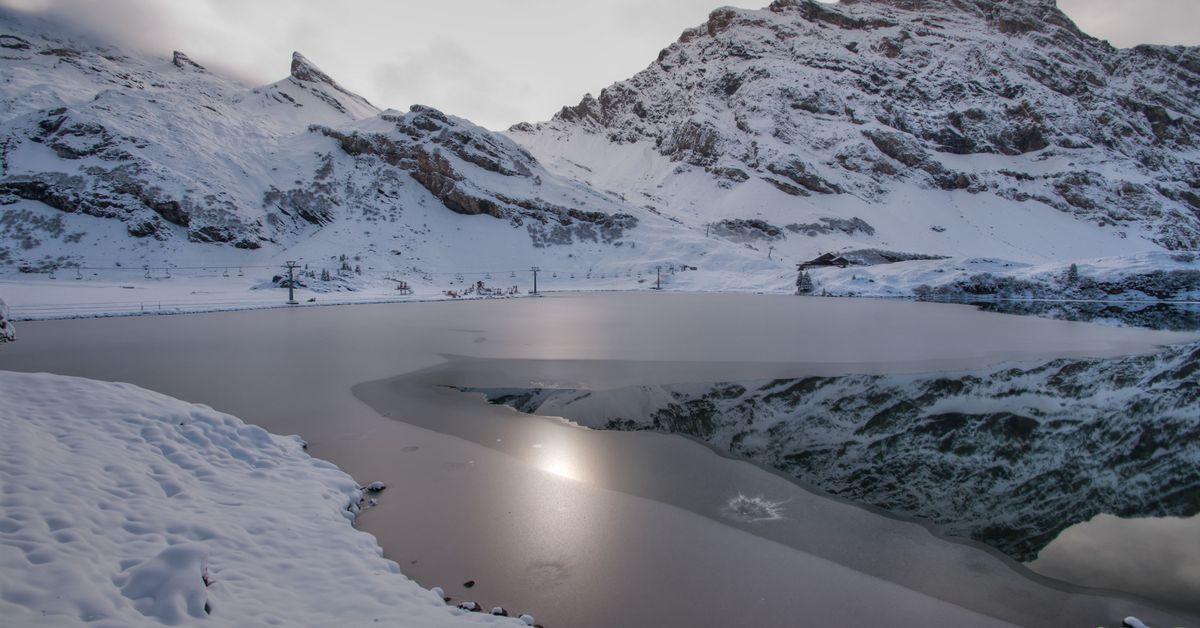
[469,340,1200,611]
[949,299,1200,332]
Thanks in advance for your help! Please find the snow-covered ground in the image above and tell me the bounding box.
[0,371,528,627]
[807,250,1200,300]
[2,248,1195,321]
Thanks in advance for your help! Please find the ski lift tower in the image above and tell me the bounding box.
[284,261,300,305]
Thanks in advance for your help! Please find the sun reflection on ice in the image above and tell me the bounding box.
[533,442,584,481]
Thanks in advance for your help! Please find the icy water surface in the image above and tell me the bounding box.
[1,294,1197,627]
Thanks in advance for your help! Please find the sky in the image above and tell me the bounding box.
[2,0,1197,131]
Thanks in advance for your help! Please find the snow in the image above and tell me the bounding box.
[0,371,522,627]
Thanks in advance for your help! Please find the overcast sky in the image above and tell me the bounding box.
[3,0,1197,130]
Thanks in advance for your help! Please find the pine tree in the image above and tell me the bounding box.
[796,270,814,294]
[1065,263,1079,284]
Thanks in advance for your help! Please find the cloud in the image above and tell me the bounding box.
[372,41,531,127]
[1,0,1196,130]
[1058,0,1200,48]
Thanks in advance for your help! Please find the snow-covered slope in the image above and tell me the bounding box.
[510,0,1200,263]
[0,371,526,626]
[0,8,766,287]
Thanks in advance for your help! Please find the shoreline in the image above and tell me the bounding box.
[3,279,1197,323]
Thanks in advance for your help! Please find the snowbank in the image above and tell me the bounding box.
[0,371,520,627]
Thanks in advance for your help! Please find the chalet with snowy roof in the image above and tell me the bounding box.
[797,253,851,271]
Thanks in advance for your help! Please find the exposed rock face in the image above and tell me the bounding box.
[0,297,14,342]
[514,0,1200,250]
[712,218,784,241]
[468,340,1200,563]
[304,106,637,246]
[171,51,204,71]
[785,217,875,237]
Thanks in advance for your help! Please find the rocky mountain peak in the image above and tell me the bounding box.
[513,0,1200,252]
[286,51,376,114]
[171,51,205,71]
[771,0,1082,37]
[290,51,334,84]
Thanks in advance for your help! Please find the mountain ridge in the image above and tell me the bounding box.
[510,0,1200,257]
[0,2,1197,299]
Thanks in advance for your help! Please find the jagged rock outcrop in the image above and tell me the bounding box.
[286,51,377,115]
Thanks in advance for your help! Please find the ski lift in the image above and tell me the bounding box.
[75,266,83,280]
[510,270,516,279]
[222,267,229,277]
[237,267,244,277]
[552,272,557,278]
[164,266,171,278]
[144,265,152,279]
[570,273,575,279]
[49,268,56,280]
[486,272,492,280]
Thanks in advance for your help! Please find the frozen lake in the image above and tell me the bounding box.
[1,293,1197,627]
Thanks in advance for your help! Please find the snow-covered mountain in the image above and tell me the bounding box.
[467,339,1200,563]
[0,9,759,284]
[510,0,1200,263]
[1,1,1197,299]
